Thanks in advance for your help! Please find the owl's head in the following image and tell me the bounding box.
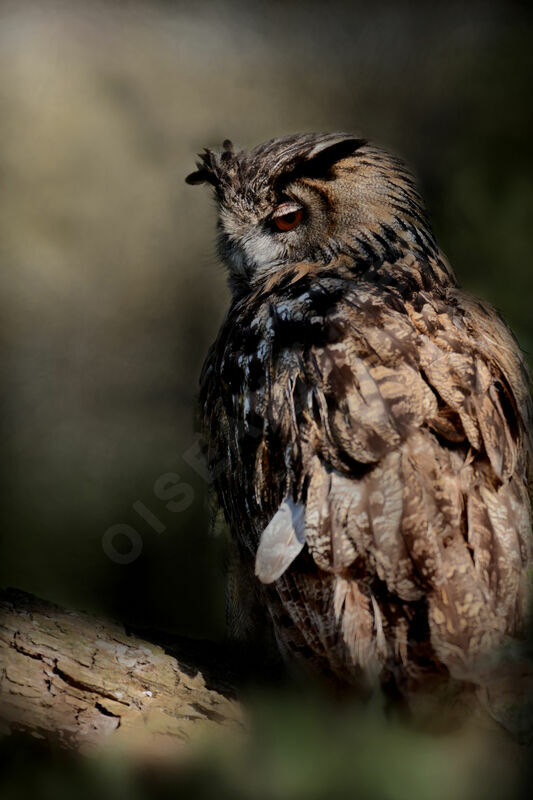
[186,133,437,296]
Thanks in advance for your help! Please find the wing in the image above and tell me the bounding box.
[200,260,532,685]
[271,274,533,681]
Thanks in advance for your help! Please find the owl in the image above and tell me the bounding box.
[186,134,532,710]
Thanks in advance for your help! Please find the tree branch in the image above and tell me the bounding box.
[0,588,244,760]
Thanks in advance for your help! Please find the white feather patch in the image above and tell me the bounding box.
[255,499,306,584]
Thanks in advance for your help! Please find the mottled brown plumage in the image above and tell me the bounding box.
[187,134,533,715]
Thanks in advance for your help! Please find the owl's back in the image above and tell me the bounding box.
[201,250,532,695]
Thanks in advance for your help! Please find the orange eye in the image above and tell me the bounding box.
[271,203,304,231]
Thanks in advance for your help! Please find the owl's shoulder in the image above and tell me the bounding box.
[201,259,531,481]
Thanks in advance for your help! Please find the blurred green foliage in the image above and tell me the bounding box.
[0,687,530,800]
[0,0,532,796]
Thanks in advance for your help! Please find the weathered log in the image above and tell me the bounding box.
[0,588,244,760]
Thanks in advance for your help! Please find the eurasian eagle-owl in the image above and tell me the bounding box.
[186,133,532,705]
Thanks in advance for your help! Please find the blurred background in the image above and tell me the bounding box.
[1,0,532,797]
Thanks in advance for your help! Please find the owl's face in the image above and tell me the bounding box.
[186,133,436,296]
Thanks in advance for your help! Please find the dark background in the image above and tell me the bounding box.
[1,1,532,797]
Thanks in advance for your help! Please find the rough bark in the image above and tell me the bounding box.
[0,588,244,760]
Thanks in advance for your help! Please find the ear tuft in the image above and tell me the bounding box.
[306,136,366,161]
[280,136,367,186]
[185,168,212,185]
[300,137,367,180]
[185,149,220,186]
[185,142,236,186]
